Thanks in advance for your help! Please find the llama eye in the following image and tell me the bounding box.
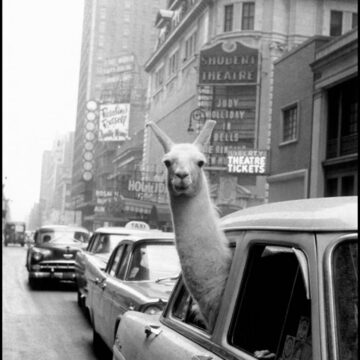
[164,160,171,168]
[197,160,205,167]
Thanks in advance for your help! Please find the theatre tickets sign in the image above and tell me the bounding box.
[227,150,269,175]
[199,41,258,85]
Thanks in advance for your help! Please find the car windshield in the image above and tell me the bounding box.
[38,230,89,244]
[332,239,358,360]
[127,243,180,281]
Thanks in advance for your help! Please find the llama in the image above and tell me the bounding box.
[146,120,232,329]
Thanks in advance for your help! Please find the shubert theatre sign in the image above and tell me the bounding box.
[199,41,258,85]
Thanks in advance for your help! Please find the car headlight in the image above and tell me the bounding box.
[143,305,162,315]
[31,248,52,261]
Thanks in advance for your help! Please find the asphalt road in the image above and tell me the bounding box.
[2,245,111,360]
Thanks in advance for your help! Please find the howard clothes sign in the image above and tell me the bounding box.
[199,41,258,85]
[99,103,130,141]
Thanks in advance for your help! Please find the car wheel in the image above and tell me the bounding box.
[4,242,8,247]
[29,277,39,289]
[92,327,103,354]
[77,291,82,307]
[21,243,25,247]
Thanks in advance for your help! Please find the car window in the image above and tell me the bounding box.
[228,244,312,360]
[107,245,125,276]
[172,282,208,331]
[117,245,132,280]
[332,239,358,360]
[126,243,180,281]
[92,234,110,254]
[86,233,97,251]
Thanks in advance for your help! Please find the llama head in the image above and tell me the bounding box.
[146,120,216,197]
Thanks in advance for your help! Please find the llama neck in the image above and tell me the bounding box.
[169,174,232,327]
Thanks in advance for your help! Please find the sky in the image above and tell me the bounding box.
[3,0,84,221]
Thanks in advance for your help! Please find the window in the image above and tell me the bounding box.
[326,78,358,158]
[172,281,208,331]
[330,10,343,36]
[168,50,179,77]
[154,66,164,89]
[107,245,125,276]
[116,245,132,280]
[224,4,234,32]
[282,105,298,143]
[184,31,197,61]
[242,2,255,30]
[127,243,180,281]
[352,13,358,29]
[325,174,357,197]
[228,245,312,359]
[332,240,358,360]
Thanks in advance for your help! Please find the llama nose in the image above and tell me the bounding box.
[175,171,189,179]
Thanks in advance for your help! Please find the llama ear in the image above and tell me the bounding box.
[193,120,216,149]
[146,121,174,153]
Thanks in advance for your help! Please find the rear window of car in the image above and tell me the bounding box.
[36,230,89,244]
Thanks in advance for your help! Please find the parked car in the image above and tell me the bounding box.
[87,233,180,353]
[26,225,90,288]
[113,196,358,360]
[4,221,26,246]
[75,223,161,313]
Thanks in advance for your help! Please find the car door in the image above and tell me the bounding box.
[116,278,223,360]
[98,243,127,348]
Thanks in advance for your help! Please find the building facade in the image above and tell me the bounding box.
[39,132,76,225]
[142,0,358,224]
[71,0,166,230]
[268,28,357,201]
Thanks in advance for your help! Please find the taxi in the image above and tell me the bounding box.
[75,223,155,315]
[86,232,180,354]
[113,196,358,360]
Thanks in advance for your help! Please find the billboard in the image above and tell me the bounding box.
[98,103,130,142]
[199,41,258,85]
[227,150,269,175]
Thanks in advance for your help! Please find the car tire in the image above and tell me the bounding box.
[21,243,25,247]
[29,277,38,289]
[92,327,103,354]
[77,291,82,307]
[4,242,8,247]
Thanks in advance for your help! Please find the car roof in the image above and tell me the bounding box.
[221,196,357,232]
[112,232,175,244]
[36,225,90,233]
[93,226,166,235]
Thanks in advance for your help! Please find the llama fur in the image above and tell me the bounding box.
[147,120,232,329]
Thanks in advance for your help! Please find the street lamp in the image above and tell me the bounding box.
[187,108,206,133]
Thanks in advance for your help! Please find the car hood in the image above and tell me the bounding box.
[126,280,176,302]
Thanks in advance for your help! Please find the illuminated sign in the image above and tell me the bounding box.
[125,221,150,231]
[128,180,166,195]
[99,103,130,142]
[227,150,269,175]
[199,41,258,85]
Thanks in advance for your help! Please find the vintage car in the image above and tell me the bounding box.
[86,233,180,353]
[75,223,160,313]
[26,225,90,288]
[4,221,26,246]
[113,196,358,360]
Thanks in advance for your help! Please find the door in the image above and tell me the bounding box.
[98,244,127,348]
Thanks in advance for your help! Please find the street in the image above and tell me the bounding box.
[2,245,108,360]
